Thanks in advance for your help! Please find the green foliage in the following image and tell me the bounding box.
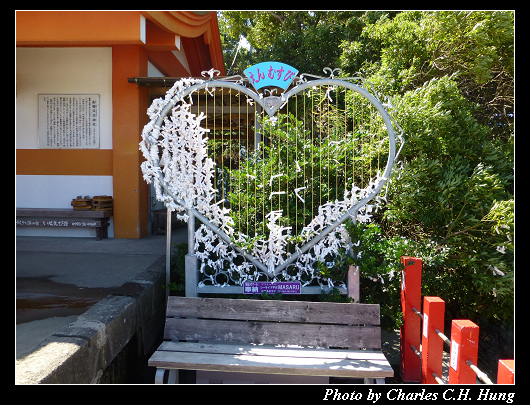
[219,11,360,75]
[217,11,514,327]
[381,76,514,324]
[165,242,187,295]
[349,11,514,135]
[226,112,376,241]
[214,110,377,286]
[346,221,447,330]
[420,11,514,83]
[347,12,513,326]
[318,288,354,303]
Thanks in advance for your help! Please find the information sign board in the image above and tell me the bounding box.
[38,94,100,148]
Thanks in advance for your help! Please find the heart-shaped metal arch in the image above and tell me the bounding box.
[150,77,398,276]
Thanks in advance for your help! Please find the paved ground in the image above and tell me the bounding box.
[16,228,188,361]
[380,329,453,384]
[16,229,461,383]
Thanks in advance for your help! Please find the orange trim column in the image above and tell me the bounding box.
[16,150,113,176]
[112,45,149,238]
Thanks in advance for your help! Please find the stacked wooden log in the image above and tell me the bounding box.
[71,195,113,212]
[91,196,113,211]
[71,196,92,211]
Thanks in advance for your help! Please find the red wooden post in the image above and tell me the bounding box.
[421,296,445,384]
[400,256,422,382]
[449,319,479,384]
[497,359,514,384]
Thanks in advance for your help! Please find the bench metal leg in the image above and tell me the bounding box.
[155,368,179,384]
[364,377,386,384]
[168,369,178,384]
[155,368,165,384]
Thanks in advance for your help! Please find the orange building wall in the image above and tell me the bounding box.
[16,11,225,238]
[16,11,144,46]
[112,45,149,239]
[16,149,113,176]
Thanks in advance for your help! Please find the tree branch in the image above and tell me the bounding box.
[268,11,285,24]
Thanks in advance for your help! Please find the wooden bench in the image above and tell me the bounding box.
[149,296,394,384]
[16,208,112,240]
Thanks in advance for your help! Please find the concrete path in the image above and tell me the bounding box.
[16,228,188,362]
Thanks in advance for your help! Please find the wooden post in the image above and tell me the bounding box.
[497,359,514,384]
[400,256,422,382]
[421,296,445,384]
[347,265,360,303]
[449,319,479,384]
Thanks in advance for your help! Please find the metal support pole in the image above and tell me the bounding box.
[187,209,195,256]
[254,104,262,147]
[165,206,172,300]
[185,210,198,297]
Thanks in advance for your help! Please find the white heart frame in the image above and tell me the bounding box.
[140,70,403,290]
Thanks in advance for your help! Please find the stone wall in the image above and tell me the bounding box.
[16,256,166,384]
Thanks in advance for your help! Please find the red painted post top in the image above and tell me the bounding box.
[449,319,479,384]
[497,359,515,384]
[400,256,422,382]
[421,296,445,384]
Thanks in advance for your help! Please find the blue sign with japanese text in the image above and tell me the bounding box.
[244,61,299,91]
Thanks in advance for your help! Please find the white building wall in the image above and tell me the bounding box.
[16,47,114,237]
[16,47,113,149]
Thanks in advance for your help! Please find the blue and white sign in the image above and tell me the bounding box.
[244,61,299,91]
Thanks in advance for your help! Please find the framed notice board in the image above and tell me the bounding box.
[38,94,100,148]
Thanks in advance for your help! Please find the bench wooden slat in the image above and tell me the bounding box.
[157,341,387,361]
[166,296,380,325]
[164,318,381,349]
[148,345,394,378]
[151,296,393,383]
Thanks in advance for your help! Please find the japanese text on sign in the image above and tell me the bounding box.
[38,94,100,148]
[16,219,98,227]
[244,62,299,91]
[243,281,301,295]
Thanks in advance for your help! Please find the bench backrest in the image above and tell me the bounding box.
[164,297,382,350]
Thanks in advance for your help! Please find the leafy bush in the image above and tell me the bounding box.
[166,242,187,295]
[226,111,379,242]
[216,11,514,327]
[355,76,514,327]
[208,108,384,287]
